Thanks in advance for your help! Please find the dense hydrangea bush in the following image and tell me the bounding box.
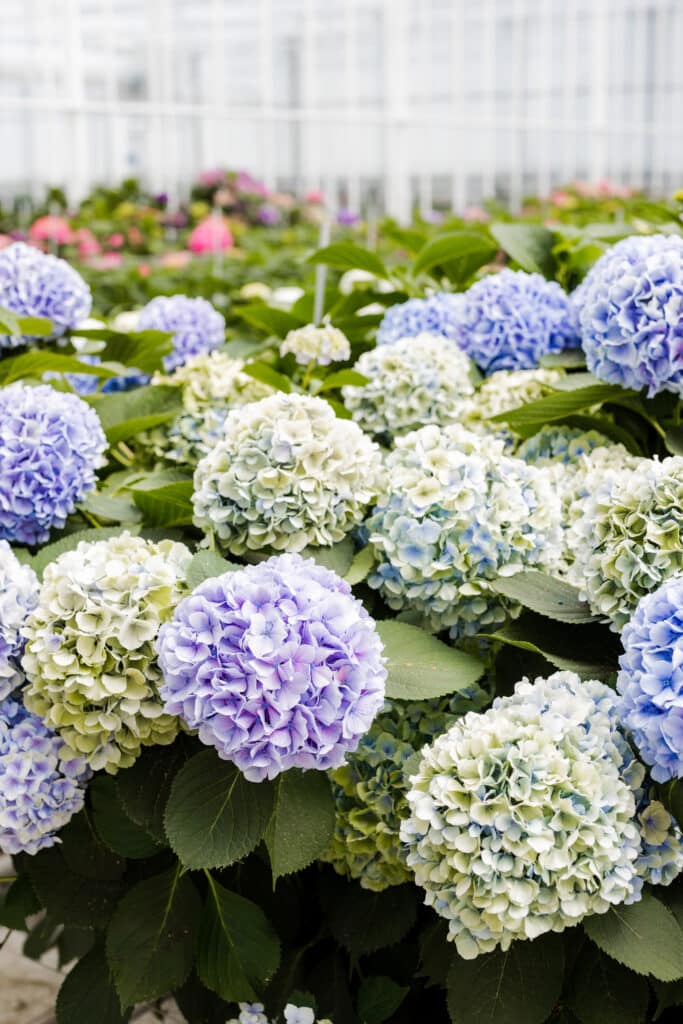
[192,392,383,554]
[579,234,683,396]
[376,293,463,346]
[366,423,562,637]
[156,554,386,781]
[0,695,89,855]
[22,533,191,772]
[401,671,683,959]
[454,269,579,373]
[0,242,91,348]
[138,294,225,371]
[342,332,474,437]
[0,383,107,545]
[0,541,38,699]
[280,322,351,366]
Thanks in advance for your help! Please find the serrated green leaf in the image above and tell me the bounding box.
[92,384,182,443]
[490,383,636,428]
[132,480,194,527]
[376,620,485,700]
[489,222,556,277]
[26,845,122,929]
[186,550,239,590]
[483,611,621,680]
[0,874,42,930]
[412,231,496,278]
[116,743,187,844]
[57,927,94,968]
[447,931,564,1024]
[489,571,597,623]
[57,946,131,1024]
[264,770,335,883]
[344,545,375,586]
[106,866,201,1008]
[198,875,280,1002]
[307,242,388,280]
[299,537,356,576]
[357,975,409,1024]
[583,893,683,982]
[164,750,274,870]
[315,369,370,392]
[320,875,418,957]
[242,360,293,392]
[567,946,649,1024]
[653,977,683,1018]
[92,328,173,373]
[237,304,305,338]
[31,527,136,580]
[79,490,142,524]
[59,810,126,882]
[90,775,162,859]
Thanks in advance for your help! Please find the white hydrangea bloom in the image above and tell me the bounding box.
[110,309,141,333]
[0,542,39,699]
[155,350,274,415]
[240,281,273,301]
[280,322,351,367]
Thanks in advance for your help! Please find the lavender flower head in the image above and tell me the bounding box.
[0,695,89,855]
[578,234,683,396]
[156,554,387,782]
[0,542,39,699]
[0,242,92,349]
[454,269,579,374]
[376,293,464,347]
[138,294,225,372]
[0,383,107,545]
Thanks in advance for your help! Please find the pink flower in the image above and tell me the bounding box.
[305,190,325,204]
[138,262,151,277]
[74,228,100,258]
[29,215,72,245]
[106,233,125,249]
[0,234,13,250]
[159,250,193,268]
[188,216,234,254]
[198,168,225,187]
[461,206,489,223]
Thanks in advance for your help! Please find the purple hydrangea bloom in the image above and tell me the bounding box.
[376,293,464,347]
[455,269,579,374]
[0,541,39,700]
[578,234,683,396]
[0,242,92,350]
[0,695,89,855]
[258,204,282,227]
[618,576,683,781]
[138,295,225,372]
[0,383,107,545]
[156,553,387,781]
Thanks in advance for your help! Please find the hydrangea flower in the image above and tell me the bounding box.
[22,533,191,773]
[0,695,89,855]
[459,367,563,447]
[324,687,488,891]
[570,456,683,629]
[0,242,91,349]
[618,576,683,781]
[0,383,107,545]
[0,542,39,700]
[454,270,579,373]
[376,293,464,347]
[578,234,683,396]
[280,322,351,367]
[517,424,615,467]
[192,393,383,554]
[226,1005,332,1024]
[342,333,474,437]
[401,671,683,959]
[138,295,225,372]
[156,554,386,782]
[365,423,562,638]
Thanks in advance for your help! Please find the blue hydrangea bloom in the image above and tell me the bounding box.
[0,383,107,545]
[0,242,92,350]
[618,576,683,781]
[0,695,89,855]
[578,234,683,396]
[156,553,387,781]
[138,295,225,371]
[0,541,39,700]
[376,293,464,347]
[455,269,579,373]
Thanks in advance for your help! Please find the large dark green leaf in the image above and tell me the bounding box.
[132,480,194,527]
[26,845,122,929]
[583,894,683,982]
[83,328,173,373]
[489,571,597,624]
[237,304,305,338]
[186,550,239,590]
[357,976,409,1024]
[264,770,336,883]
[307,242,389,280]
[242,361,293,392]
[489,222,556,277]
[57,946,131,1024]
[484,611,621,680]
[376,621,485,700]
[567,947,649,1024]
[90,775,162,858]
[321,876,418,957]
[0,350,117,385]
[92,384,182,444]
[116,742,188,843]
[412,231,496,279]
[491,383,636,428]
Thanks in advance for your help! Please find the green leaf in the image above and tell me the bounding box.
[237,304,305,338]
[490,571,597,623]
[583,893,683,982]
[491,383,635,428]
[0,874,42,930]
[315,369,370,392]
[567,947,649,1024]
[186,550,239,590]
[484,611,622,680]
[412,231,496,278]
[540,349,587,369]
[653,977,683,1018]
[79,491,142,525]
[489,222,556,277]
[90,775,162,858]
[94,328,173,373]
[307,242,389,280]
[299,537,356,577]
[344,545,375,586]
[106,866,201,1008]
[357,976,409,1024]
[132,480,194,527]
[666,426,683,456]
[26,845,122,929]
[17,314,54,336]
[198,875,280,1003]
[264,770,335,883]
[243,361,293,392]
[92,384,182,444]
[164,750,275,870]
[321,876,418,957]
[0,304,21,335]
[57,946,131,1024]
[559,414,644,455]
[116,743,187,844]
[59,810,126,881]
[30,527,136,579]
[376,621,485,700]
[447,931,565,1024]
[0,350,117,385]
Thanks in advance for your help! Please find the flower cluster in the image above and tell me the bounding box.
[138,294,225,372]
[0,242,91,349]
[454,269,580,373]
[280,322,351,366]
[578,234,683,396]
[0,542,39,700]
[22,533,191,773]
[365,424,562,638]
[571,456,683,629]
[156,554,386,782]
[324,687,488,891]
[0,695,89,855]
[459,367,563,446]
[342,333,474,437]
[401,671,683,958]
[0,383,107,545]
[618,576,683,781]
[227,1005,332,1024]
[192,393,383,554]
[516,424,615,467]
[376,293,464,347]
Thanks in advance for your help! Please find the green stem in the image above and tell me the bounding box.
[0,876,16,884]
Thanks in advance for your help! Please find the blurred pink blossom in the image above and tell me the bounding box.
[188,216,234,253]
[106,232,125,249]
[198,168,225,187]
[29,215,72,245]
[160,250,193,268]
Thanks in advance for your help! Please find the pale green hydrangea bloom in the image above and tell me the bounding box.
[22,532,192,773]
[280,322,351,367]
